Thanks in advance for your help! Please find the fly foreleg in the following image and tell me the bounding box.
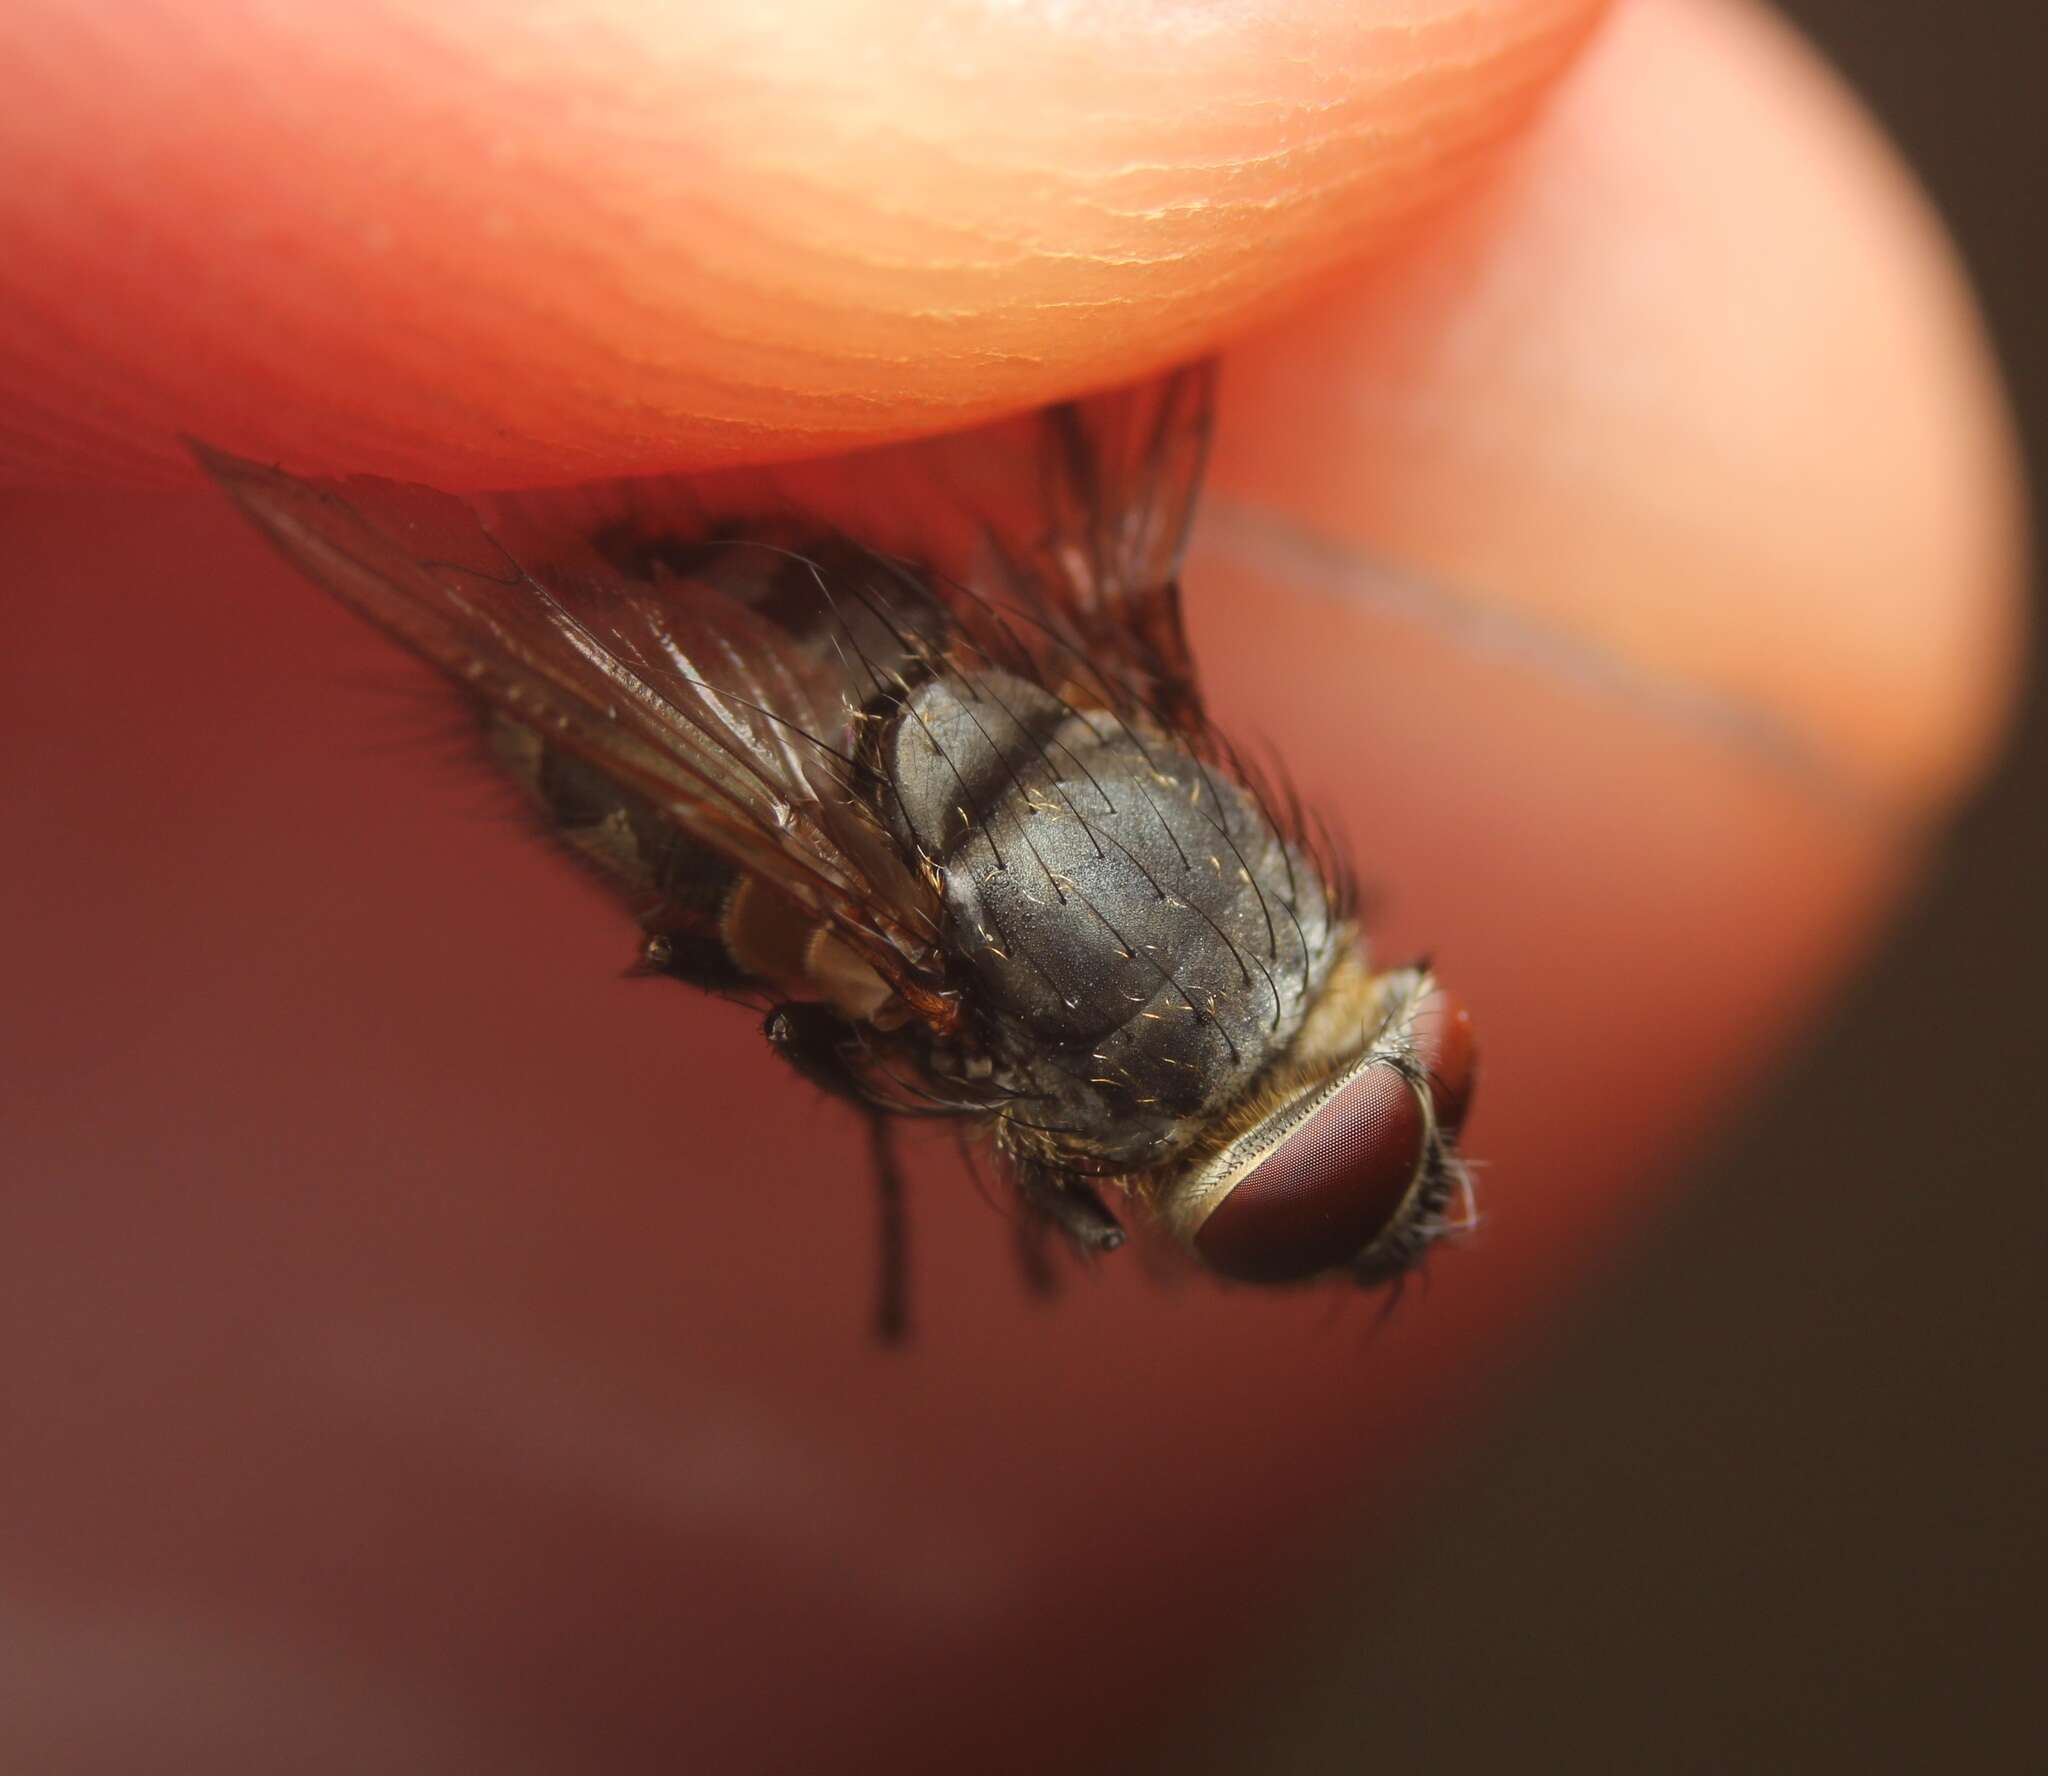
[1011,1160,1126,1262]
[764,1004,910,1344]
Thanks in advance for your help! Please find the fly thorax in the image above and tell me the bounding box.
[883,670,1339,1166]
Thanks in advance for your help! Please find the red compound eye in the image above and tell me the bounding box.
[1194,1062,1428,1285]
[1412,983,1477,1138]
[1191,978,1478,1286]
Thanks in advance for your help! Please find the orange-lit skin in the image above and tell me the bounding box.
[0,1,2025,1769]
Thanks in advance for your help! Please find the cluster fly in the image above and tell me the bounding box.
[201,363,1475,1338]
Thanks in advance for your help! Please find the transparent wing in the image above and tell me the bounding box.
[198,361,1220,1019]
[1021,357,1215,728]
[198,444,951,1012]
[813,360,1217,733]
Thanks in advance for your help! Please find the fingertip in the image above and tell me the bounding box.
[0,0,1605,489]
[1189,0,2025,1312]
[1209,0,2026,824]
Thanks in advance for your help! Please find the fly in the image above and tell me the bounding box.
[199,363,1476,1339]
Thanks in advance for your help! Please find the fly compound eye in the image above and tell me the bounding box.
[1192,1062,1430,1285]
[1410,983,1477,1139]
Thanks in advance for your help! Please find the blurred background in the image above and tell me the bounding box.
[1189,1,2045,1768]
[1,4,2038,1773]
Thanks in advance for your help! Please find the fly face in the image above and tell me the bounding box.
[1161,961,1476,1286]
[201,361,1476,1334]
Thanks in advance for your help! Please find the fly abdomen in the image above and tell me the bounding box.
[486,714,731,919]
[483,713,755,991]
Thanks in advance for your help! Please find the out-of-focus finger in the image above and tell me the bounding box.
[1192,0,2023,1342]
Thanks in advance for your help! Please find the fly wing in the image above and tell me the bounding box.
[198,445,950,1009]
[198,362,1219,1017]
[1025,358,1215,728]
[879,360,1218,735]
[699,362,1217,738]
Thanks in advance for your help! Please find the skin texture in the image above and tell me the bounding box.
[0,0,1606,484]
[0,0,2025,1770]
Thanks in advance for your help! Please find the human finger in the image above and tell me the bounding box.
[0,0,1605,487]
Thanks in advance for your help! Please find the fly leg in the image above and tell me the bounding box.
[1011,1159,1126,1280]
[866,1112,909,1345]
[764,1003,911,1344]
[1013,1210,1058,1299]
[763,1002,871,1105]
